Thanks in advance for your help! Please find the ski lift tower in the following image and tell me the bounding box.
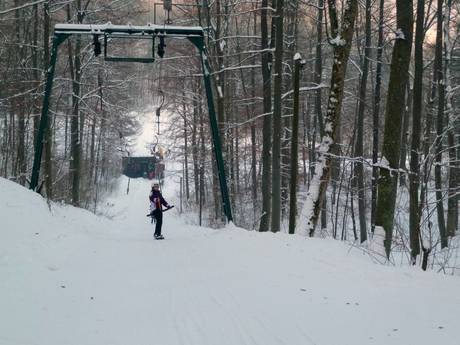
[29,23,233,223]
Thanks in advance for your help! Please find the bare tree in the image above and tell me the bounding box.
[375,0,414,257]
[301,0,359,236]
[409,0,426,262]
[259,0,272,232]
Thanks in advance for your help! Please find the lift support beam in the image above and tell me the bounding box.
[30,23,233,223]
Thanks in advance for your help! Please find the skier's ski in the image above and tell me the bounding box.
[146,205,174,217]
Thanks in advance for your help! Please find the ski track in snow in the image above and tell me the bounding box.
[1,172,460,345]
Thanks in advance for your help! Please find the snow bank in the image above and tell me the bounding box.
[1,177,459,345]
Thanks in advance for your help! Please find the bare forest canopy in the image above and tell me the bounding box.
[0,0,459,272]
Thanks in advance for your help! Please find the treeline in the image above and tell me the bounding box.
[0,0,458,271]
[0,0,148,210]
[159,0,459,271]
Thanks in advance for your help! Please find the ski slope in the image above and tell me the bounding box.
[1,175,459,345]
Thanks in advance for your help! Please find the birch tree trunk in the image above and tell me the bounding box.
[302,0,359,236]
[314,0,328,233]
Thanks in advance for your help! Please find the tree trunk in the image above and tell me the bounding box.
[446,130,458,236]
[67,3,83,206]
[409,0,425,262]
[445,0,457,237]
[192,87,200,205]
[32,2,39,145]
[271,0,285,233]
[302,0,359,236]
[43,1,52,198]
[399,85,411,187]
[214,0,226,146]
[89,69,102,185]
[434,0,448,248]
[301,101,308,186]
[288,56,303,234]
[183,94,190,200]
[314,0,325,137]
[259,0,272,232]
[375,0,414,258]
[354,0,371,243]
[419,47,439,234]
[281,1,299,220]
[199,97,206,225]
[250,52,257,212]
[371,0,385,234]
[314,0,328,233]
[14,1,26,186]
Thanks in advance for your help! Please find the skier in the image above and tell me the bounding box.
[149,183,172,239]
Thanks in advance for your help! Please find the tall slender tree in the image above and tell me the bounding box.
[43,0,52,198]
[302,0,359,236]
[375,0,414,257]
[68,2,83,206]
[288,54,303,234]
[434,0,448,248]
[271,0,285,233]
[354,0,372,243]
[371,0,385,234]
[259,0,273,232]
[409,0,425,263]
[445,0,458,237]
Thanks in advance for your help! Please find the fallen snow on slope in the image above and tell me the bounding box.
[1,176,459,345]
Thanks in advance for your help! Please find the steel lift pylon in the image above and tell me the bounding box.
[30,23,233,223]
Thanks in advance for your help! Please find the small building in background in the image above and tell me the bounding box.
[122,156,164,180]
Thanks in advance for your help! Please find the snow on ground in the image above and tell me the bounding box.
[1,173,460,345]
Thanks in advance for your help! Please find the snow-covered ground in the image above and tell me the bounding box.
[1,172,460,345]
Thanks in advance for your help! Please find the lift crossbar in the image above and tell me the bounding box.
[54,23,204,37]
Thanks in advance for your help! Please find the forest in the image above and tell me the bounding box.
[0,0,459,272]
